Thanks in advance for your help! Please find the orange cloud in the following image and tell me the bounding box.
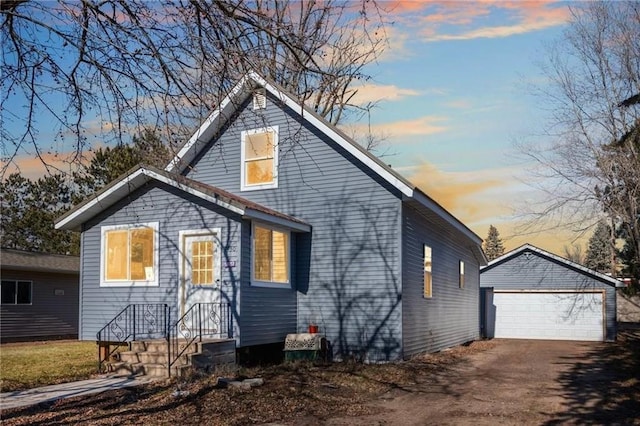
[373,116,449,137]
[2,151,93,180]
[349,83,421,106]
[386,1,570,42]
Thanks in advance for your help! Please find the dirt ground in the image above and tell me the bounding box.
[2,331,639,425]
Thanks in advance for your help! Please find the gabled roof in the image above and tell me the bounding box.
[1,248,79,274]
[165,72,483,249]
[481,243,623,287]
[55,165,311,233]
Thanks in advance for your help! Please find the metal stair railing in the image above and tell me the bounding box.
[96,303,169,372]
[167,303,232,376]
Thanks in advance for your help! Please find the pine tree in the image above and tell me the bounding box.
[484,225,505,261]
[585,221,613,274]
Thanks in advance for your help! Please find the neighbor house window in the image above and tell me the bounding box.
[253,223,289,286]
[101,222,159,286]
[1,280,32,305]
[424,245,432,298]
[459,260,465,289]
[241,127,279,190]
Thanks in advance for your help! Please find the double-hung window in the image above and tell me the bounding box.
[252,223,289,287]
[101,222,159,286]
[241,127,279,191]
[1,280,32,305]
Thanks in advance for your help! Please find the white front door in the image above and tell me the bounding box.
[178,230,222,338]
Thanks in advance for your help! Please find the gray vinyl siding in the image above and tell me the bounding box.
[79,181,243,341]
[236,220,297,347]
[185,94,404,361]
[401,204,480,358]
[480,251,617,341]
[0,270,79,341]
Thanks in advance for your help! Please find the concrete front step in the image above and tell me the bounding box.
[108,361,189,378]
[107,338,236,378]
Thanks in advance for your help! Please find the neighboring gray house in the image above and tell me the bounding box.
[56,72,486,361]
[1,248,79,342]
[480,244,620,342]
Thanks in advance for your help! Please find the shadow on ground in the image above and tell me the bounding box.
[545,327,640,425]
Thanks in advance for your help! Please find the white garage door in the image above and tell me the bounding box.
[489,291,604,341]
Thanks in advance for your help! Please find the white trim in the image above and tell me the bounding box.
[166,76,249,173]
[251,221,291,289]
[483,244,621,287]
[144,170,244,215]
[55,168,245,231]
[248,72,414,197]
[178,228,222,316]
[244,208,310,233]
[99,222,159,287]
[240,126,279,191]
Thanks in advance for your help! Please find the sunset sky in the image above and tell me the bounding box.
[4,1,586,255]
[348,0,579,254]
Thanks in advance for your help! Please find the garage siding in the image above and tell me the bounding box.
[480,250,616,341]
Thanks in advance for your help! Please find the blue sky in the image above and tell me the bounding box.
[344,0,575,253]
[4,1,580,254]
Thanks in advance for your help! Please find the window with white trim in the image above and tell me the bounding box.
[252,223,289,286]
[424,245,432,298]
[459,260,465,289]
[241,127,278,191]
[1,280,32,305]
[101,222,159,286]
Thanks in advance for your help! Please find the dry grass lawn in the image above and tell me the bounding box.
[0,340,96,392]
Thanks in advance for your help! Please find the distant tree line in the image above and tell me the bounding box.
[0,130,170,255]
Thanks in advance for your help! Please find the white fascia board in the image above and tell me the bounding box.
[55,168,149,231]
[248,72,414,198]
[484,243,621,286]
[244,208,311,233]
[143,170,245,216]
[409,191,483,246]
[166,76,251,173]
[55,168,246,231]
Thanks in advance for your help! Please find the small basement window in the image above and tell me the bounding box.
[241,127,279,191]
[1,280,32,305]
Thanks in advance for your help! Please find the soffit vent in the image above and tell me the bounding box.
[252,89,266,110]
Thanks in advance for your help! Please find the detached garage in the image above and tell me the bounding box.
[480,244,620,342]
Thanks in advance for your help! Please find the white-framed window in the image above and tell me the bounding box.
[241,126,279,191]
[100,222,159,287]
[252,222,290,288]
[424,244,432,298]
[1,280,32,305]
[459,260,465,289]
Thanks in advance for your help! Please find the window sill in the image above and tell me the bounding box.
[251,281,291,289]
[100,281,159,288]
[241,183,278,192]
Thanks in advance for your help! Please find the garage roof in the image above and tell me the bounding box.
[481,244,623,287]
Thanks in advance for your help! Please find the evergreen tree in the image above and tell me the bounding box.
[74,129,171,199]
[1,173,79,255]
[484,225,505,261]
[585,221,613,274]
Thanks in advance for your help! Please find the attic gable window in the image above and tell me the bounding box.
[241,126,279,191]
[252,89,266,110]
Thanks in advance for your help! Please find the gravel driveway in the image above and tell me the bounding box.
[324,338,639,425]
